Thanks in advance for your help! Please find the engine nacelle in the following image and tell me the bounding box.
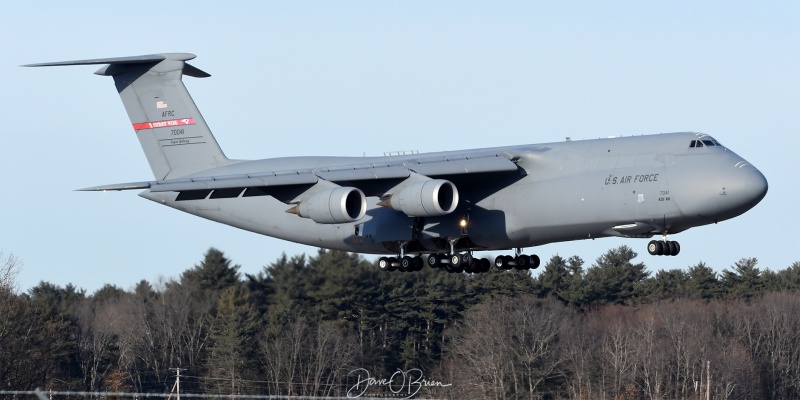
[297,187,366,224]
[387,179,459,217]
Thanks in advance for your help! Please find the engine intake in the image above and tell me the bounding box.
[297,187,366,224]
[386,179,459,217]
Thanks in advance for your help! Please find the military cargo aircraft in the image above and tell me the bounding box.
[25,53,768,273]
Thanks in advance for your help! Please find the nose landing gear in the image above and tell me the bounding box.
[647,236,681,256]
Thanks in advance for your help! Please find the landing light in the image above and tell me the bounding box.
[459,218,468,228]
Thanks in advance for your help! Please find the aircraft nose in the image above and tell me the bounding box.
[703,161,768,221]
[743,166,768,206]
[722,163,768,217]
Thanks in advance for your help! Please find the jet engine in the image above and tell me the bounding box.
[296,187,366,224]
[384,179,459,217]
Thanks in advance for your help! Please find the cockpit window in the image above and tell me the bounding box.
[690,138,722,148]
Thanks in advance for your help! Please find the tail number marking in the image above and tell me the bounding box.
[132,118,195,131]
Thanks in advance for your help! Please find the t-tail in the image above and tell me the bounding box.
[25,53,231,179]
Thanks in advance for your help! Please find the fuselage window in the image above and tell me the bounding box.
[690,140,697,147]
[702,140,715,146]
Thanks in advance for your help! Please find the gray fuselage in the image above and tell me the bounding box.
[141,131,767,255]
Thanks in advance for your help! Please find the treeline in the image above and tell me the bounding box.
[1,247,799,399]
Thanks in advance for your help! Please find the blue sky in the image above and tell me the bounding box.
[1,1,797,293]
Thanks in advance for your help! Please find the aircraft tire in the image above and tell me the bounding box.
[413,256,424,271]
[671,241,681,256]
[494,256,507,270]
[479,258,491,273]
[450,253,462,267]
[665,241,675,256]
[503,255,515,269]
[401,256,414,271]
[461,252,473,267]
[515,255,529,270]
[530,254,541,269]
[378,257,394,272]
[445,262,463,273]
[647,240,659,255]
[427,254,441,268]
[463,260,475,273]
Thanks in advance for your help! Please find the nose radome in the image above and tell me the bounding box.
[744,166,768,206]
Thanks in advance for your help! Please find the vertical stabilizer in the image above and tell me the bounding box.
[25,53,230,179]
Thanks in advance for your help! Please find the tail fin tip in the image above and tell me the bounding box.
[26,52,227,180]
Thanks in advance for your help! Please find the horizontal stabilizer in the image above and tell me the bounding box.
[23,53,211,78]
[79,182,152,191]
[24,54,174,67]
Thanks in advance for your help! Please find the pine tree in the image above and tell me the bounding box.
[645,269,690,300]
[206,285,260,395]
[539,255,571,302]
[584,245,648,306]
[257,253,310,325]
[181,248,241,292]
[686,262,721,300]
[778,262,800,291]
[721,257,764,301]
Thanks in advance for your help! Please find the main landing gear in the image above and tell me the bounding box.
[647,238,680,256]
[378,241,426,272]
[426,252,492,273]
[493,253,541,270]
[378,240,542,274]
[377,255,425,272]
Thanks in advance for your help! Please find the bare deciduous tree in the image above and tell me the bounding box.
[260,317,357,397]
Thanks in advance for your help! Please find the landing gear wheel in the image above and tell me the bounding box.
[478,258,491,273]
[665,241,676,256]
[412,256,424,271]
[445,262,463,273]
[427,254,441,268]
[530,254,541,269]
[400,256,414,271]
[464,259,475,274]
[461,252,473,267]
[647,240,666,256]
[671,241,680,256]
[450,253,462,267]
[515,255,530,270]
[378,257,395,272]
[494,255,507,270]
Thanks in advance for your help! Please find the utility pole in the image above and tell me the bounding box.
[170,368,187,400]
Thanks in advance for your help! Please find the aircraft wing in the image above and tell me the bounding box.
[80,152,520,201]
